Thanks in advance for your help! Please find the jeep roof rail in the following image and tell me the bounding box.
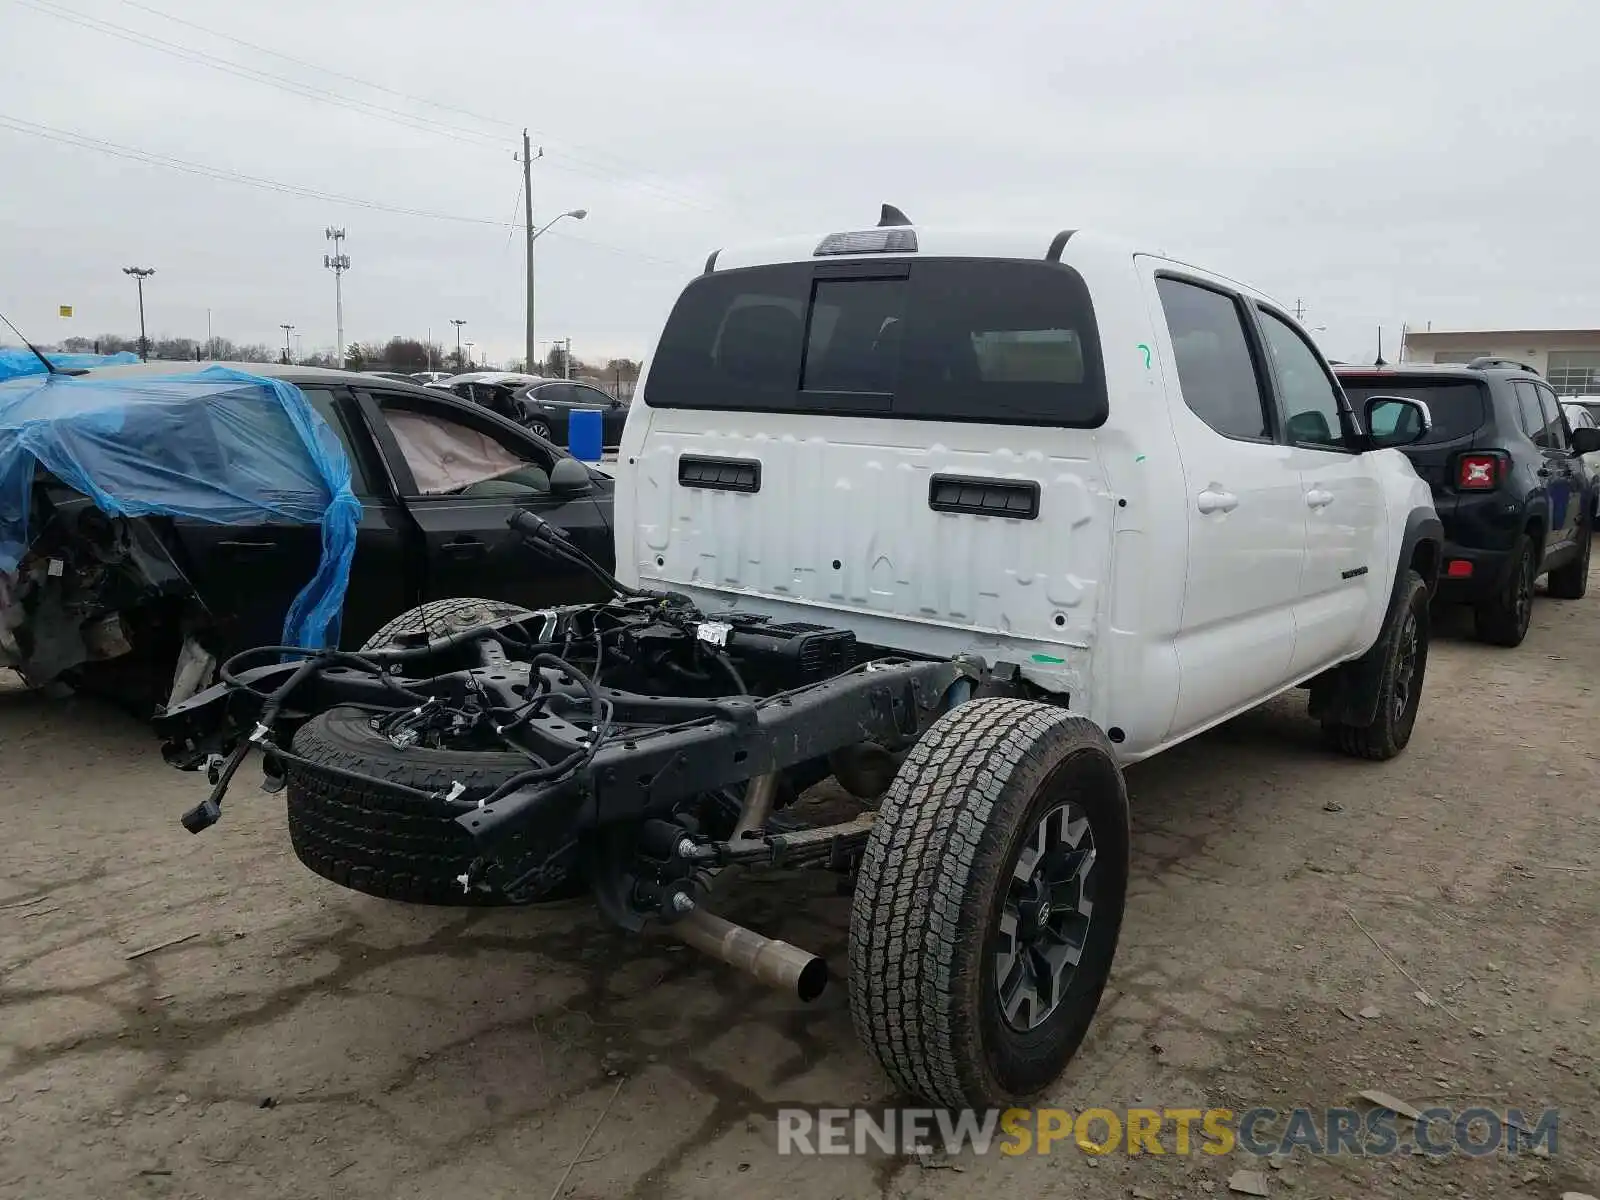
[1466,356,1540,375]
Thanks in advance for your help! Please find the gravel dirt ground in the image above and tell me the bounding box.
[1,587,1596,1200]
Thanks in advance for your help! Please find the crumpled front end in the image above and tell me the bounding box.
[0,490,191,685]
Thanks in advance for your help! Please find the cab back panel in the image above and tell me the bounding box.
[631,416,1107,648]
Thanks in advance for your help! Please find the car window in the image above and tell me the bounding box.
[529,383,580,405]
[1512,382,1541,441]
[571,384,614,407]
[299,387,372,495]
[1513,381,1550,447]
[1155,277,1272,441]
[646,258,1107,426]
[1256,309,1350,451]
[1535,385,1569,450]
[372,396,552,496]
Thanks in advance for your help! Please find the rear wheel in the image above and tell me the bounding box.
[1546,521,1591,600]
[526,419,553,441]
[1474,535,1536,647]
[848,698,1129,1107]
[1323,569,1429,761]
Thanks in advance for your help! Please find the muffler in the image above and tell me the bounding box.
[669,907,829,1002]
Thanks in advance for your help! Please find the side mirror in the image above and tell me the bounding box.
[1364,395,1432,449]
[1570,426,1600,456]
[549,457,592,495]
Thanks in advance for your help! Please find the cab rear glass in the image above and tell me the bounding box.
[1338,376,1489,446]
[644,258,1107,426]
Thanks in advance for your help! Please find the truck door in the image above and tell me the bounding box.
[356,388,612,609]
[1143,267,1306,738]
[1248,303,1387,677]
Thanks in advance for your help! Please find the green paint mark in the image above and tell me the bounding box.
[1136,343,1152,368]
[1030,653,1066,664]
[1134,454,1147,463]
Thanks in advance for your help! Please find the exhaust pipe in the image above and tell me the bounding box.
[669,907,829,1002]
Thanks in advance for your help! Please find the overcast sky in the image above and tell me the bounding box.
[1,0,1594,366]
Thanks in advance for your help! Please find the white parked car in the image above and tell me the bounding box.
[615,211,1443,1105]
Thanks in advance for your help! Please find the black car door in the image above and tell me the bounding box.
[354,387,613,608]
[168,383,410,654]
[1534,383,1582,552]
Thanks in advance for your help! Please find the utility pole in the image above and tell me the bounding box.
[206,308,213,359]
[563,336,572,379]
[324,227,350,365]
[451,318,466,371]
[520,130,543,373]
[280,323,296,365]
[1293,298,1306,321]
[122,267,155,361]
[426,325,433,371]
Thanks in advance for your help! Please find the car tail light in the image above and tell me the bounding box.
[1457,453,1502,490]
[1446,560,1473,578]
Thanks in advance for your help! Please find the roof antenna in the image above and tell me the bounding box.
[0,310,75,377]
[878,204,913,228]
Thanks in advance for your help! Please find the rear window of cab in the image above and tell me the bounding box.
[644,258,1107,427]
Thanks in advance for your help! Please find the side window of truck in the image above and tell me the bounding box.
[1255,308,1353,452]
[1155,277,1273,442]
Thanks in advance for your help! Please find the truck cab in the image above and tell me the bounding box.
[617,214,1442,760]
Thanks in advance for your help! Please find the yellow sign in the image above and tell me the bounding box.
[58,305,72,318]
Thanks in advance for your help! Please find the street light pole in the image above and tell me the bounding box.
[465,341,475,370]
[122,267,155,360]
[280,324,296,365]
[450,319,466,371]
[525,205,587,372]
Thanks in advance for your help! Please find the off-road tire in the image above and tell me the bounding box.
[1322,570,1430,761]
[848,698,1129,1108]
[1545,521,1591,600]
[286,597,572,906]
[1474,535,1537,647]
[285,706,579,906]
[360,597,536,652]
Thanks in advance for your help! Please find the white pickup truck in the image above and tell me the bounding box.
[615,209,1443,1105]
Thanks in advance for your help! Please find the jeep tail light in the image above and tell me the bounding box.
[1457,453,1501,490]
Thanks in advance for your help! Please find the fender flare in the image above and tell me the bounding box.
[1311,507,1441,728]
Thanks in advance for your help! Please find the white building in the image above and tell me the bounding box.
[1401,328,1600,396]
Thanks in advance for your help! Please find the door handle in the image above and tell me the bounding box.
[1305,487,1335,509]
[1196,488,1238,515]
[440,538,488,558]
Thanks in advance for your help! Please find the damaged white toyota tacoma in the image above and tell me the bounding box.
[158,208,1441,1109]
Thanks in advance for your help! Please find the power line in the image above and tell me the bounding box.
[0,114,697,268]
[13,0,721,212]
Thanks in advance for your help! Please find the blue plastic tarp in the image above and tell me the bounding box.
[0,347,140,381]
[0,365,360,649]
